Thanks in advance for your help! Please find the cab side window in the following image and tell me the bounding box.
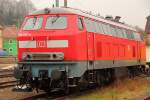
[78,17,84,31]
[84,18,95,32]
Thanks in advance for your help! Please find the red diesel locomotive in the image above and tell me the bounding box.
[14,7,146,92]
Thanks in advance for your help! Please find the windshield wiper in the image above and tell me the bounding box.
[33,16,37,25]
[51,16,60,24]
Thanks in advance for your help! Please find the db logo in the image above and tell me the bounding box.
[37,41,46,48]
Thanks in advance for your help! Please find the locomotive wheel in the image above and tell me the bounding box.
[96,74,101,86]
[96,72,103,87]
[78,74,89,90]
[108,69,115,83]
[65,86,70,94]
[105,69,114,84]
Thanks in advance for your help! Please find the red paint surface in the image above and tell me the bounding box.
[18,14,146,63]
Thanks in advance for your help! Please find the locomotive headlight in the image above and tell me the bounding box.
[26,54,32,59]
[22,53,32,60]
[22,54,27,60]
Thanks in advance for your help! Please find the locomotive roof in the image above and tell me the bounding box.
[30,7,136,31]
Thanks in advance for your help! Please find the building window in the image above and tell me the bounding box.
[9,39,13,44]
[9,48,13,52]
[3,49,6,51]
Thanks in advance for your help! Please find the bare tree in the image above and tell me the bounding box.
[0,0,17,25]
[16,0,36,26]
[0,0,36,27]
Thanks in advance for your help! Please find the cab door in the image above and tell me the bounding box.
[83,18,95,69]
[87,32,95,61]
[87,32,95,70]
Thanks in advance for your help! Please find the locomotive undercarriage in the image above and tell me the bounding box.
[14,60,147,93]
[14,61,85,93]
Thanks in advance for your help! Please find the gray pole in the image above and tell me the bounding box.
[56,0,59,7]
[145,16,150,34]
[64,0,67,7]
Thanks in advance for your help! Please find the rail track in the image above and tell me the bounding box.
[20,93,51,100]
[0,69,17,89]
[0,74,14,78]
[0,69,71,100]
[16,92,67,100]
[0,80,17,89]
[0,69,13,73]
[20,87,98,100]
[0,69,13,78]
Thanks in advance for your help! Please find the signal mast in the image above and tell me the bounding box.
[55,0,68,7]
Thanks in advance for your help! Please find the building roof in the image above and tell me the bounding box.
[2,26,18,38]
[30,7,136,31]
[145,16,150,34]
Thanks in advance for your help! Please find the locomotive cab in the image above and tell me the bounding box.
[18,11,87,61]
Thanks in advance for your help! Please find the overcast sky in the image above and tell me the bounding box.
[31,0,150,29]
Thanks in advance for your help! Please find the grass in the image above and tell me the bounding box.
[70,77,150,100]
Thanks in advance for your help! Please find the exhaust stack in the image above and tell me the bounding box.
[55,0,67,7]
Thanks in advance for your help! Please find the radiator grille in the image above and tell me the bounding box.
[23,53,64,61]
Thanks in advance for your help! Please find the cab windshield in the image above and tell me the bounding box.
[45,16,67,29]
[23,17,43,30]
[23,16,67,30]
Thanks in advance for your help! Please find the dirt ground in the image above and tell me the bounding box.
[0,87,40,100]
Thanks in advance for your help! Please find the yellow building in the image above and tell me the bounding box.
[145,16,150,64]
[0,25,3,50]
